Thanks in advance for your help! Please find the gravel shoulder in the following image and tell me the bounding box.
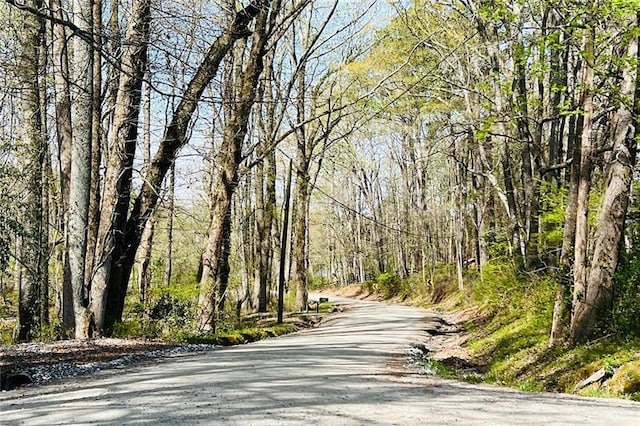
[0,339,219,389]
[2,296,640,425]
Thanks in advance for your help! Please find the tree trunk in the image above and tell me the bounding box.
[136,71,155,305]
[164,164,175,287]
[197,2,273,331]
[85,0,103,289]
[251,79,278,308]
[549,116,583,346]
[570,25,595,338]
[39,37,50,329]
[216,207,232,312]
[255,158,268,312]
[69,0,94,339]
[97,2,266,334]
[90,0,151,334]
[292,148,311,311]
[16,0,46,341]
[50,0,74,330]
[255,150,276,312]
[570,25,638,343]
[512,7,540,269]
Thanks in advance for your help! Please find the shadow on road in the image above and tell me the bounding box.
[2,298,640,425]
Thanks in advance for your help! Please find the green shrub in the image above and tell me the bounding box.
[610,253,640,337]
[176,323,297,346]
[373,271,408,298]
[112,319,161,339]
[308,275,330,290]
[35,321,63,342]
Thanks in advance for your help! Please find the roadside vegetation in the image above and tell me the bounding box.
[343,260,640,401]
[1,273,330,347]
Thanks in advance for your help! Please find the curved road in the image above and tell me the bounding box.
[2,296,640,425]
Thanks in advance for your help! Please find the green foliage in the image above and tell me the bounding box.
[361,267,456,305]
[283,285,298,312]
[539,182,567,250]
[112,319,161,339]
[34,321,63,343]
[612,0,640,14]
[456,262,640,397]
[117,279,200,339]
[149,294,194,329]
[308,275,330,291]
[175,324,297,346]
[420,359,459,379]
[518,380,543,392]
[609,249,640,336]
[606,360,640,398]
[471,262,525,310]
[0,320,14,344]
[0,284,17,344]
[372,271,407,298]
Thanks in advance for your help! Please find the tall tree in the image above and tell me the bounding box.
[570,12,639,342]
[49,0,74,330]
[197,0,277,331]
[90,0,151,334]
[15,0,47,341]
[68,0,94,338]
[136,68,155,306]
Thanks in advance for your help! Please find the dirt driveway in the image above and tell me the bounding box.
[2,296,640,425]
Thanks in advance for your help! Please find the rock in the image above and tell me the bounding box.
[574,368,610,392]
[605,360,640,395]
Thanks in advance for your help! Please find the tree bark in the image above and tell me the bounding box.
[549,115,582,346]
[17,0,46,341]
[254,158,267,311]
[90,1,266,335]
[49,0,74,330]
[90,0,151,334]
[570,25,595,337]
[164,165,175,287]
[69,0,94,339]
[136,71,154,305]
[85,0,103,291]
[254,53,278,310]
[292,129,311,310]
[197,1,274,331]
[511,4,540,269]
[570,24,638,343]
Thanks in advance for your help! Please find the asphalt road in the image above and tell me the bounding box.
[2,296,640,425]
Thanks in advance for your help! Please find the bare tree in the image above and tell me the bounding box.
[49,0,74,330]
[197,0,278,331]
[15,0,47,341]
[67,0,94,338]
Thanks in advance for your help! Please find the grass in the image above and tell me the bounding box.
[420,359,460,379]
[178,323,298,346]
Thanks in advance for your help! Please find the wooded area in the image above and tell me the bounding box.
[1,0,639,349]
